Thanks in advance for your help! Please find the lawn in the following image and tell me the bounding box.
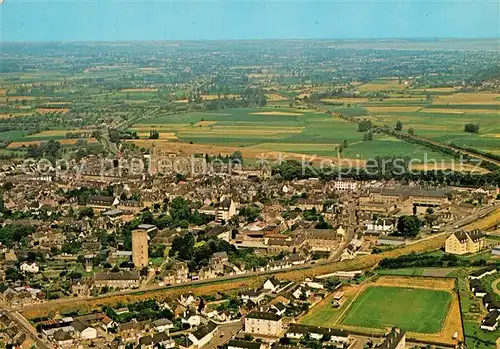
[341,286,452,333]
[464,322,498,349]
[300,298,351,327]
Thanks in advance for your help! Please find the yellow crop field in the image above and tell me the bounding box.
[413,87,457,93]
[367,106,422,113]
[201,94,239,100]
[0,113,33,119]
[265,93,290,101]
[420,108,498,114]
[35,108,70,114]
[26,130,94,138]
[419,108,465,114]
[358,81,408,92]
[433,92,500,105]
[250,111,303,116]
[193,120,218,127]
[322,98,370,104]
[481,134,500,138]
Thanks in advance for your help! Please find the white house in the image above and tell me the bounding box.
[287,324,351,346]
[20,262,39,273]
[263,277,281,292]
[188,321,218,348]
[153,318,174,333]
[71,320,97,340]
[469,266,497,280]
[241,289,267,304]
[481,310,500,331]
[333,180,358,191]
[244,312,282,337]
[365,219,395,235]
[182,314,202,328]
[179,293,196,307]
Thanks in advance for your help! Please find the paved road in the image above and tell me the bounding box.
[203,322,243,349]
[4,310,50,349]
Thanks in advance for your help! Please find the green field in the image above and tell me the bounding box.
[464,322,498,349]
[320,88,500,155]
[341,286,452,333]
[130,107,455,161]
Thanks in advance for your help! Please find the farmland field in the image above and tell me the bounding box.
[128,107,456,163]
[340,286,452,333]
[320,88,500,155]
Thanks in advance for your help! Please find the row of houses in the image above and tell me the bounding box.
[468,266,500,332]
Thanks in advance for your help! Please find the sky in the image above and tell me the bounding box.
[1,0,499,42]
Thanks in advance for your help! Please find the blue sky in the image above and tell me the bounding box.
[1,0,499,42]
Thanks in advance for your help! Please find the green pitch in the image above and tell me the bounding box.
[341,286,452,333]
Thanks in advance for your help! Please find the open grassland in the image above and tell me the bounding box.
[341,286,452,333]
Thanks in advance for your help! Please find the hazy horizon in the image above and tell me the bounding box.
[1,0,499,43]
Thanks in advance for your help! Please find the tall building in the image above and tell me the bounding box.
[132,229,149,268]
[445,230,485,255]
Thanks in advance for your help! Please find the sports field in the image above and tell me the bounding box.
[341,286,452,333]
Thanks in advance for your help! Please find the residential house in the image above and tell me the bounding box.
[332,180,358,192]
[469,266,497,280]
[445,230,485,255]
[241,289,267,304]
[20,262,39,274]
[187,321,218,348]
[287,324,351,347]
[71,319,97,339]
[138,332,175,349]
[481,310,500,331]
[228,340,264,349]
[263,277,281,293]
[163,261,189,285]
[53,330,74,348]
[244,311,282,337]
[217,198,237,221]
[378,328,405,349]
[93,271,140,289]
[153,318,174,333]
[87,195,119,210]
